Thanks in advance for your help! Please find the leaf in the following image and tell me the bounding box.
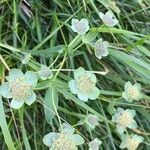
[0,95,16,150]
[44,87,58,124]
[58,88,114,125]
[107,102,116,115]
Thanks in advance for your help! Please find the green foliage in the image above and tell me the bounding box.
[0,0,150,150]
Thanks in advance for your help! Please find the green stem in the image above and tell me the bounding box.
[18,107,31,150]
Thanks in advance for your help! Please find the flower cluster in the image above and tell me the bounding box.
[94,38,109,60]
[89,138,102,150]
[120,134,144,150]
[71,15,114,60]
[112,108,137,134]
[0,69,38,109]
[71,18,89,35]
[43,123,84,150]
[68,67,100,101]
[38,65,53,80]
[85,114,99,129]
[99,11,118,27]
[122,81,142,102]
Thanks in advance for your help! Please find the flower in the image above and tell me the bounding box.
[71,18,89,35]
[68,67,100,101]
[0,69,38,109]
[122,81,142,102]
[85,114,99,129]
[89,138,102,150]
[38,65,53,80]
[112,108,138,134]
[120,134,144,150]
[99,11,118,27]
[94,38,109,59]
[43,123,84,150]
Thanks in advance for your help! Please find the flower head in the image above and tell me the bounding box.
[0,69,38,109]
[71,18,89,35]
[43,123,84,150]
[85,114,99,129]
[112,108,138,134]
[94,38,109,59]
[122,81,142,102]
[68,67,100,101]
[38,65,53,80]
[99,11,118,27]
[89,138,102,150]
[120,134,144,150]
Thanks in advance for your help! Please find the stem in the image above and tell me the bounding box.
[51,68,108,75]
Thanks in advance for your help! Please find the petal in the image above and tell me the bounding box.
[124,81,132,90]
[126,109,136,118]
[134,83,141,91]
[122,92,127,99]
[25,71,38,87]
[80,18,89,34]
[71,19,79,32]
[95,51,102,59]
[88,87,100,100]
[117,125,125,134]
[128,120,138,129]
[122,92,133,102]
[77,93,88,102]
[10,99,24,109]
[61,123,75,135]
[133,135,144,143]
[0,83,12,98]
[43,132,59,147]
[6,69,24,81]
[112,19,118,26]
[98,12,104,20]
[71,134,85,145]
[112,114,118,123]
[119,141,127,149]
[86,72,97,83]
[25,91,36,106]
[105,11,114,17]
[72,18,79,26]
[68,80,78,94]
[74,67,85,80]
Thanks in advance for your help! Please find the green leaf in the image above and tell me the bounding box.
[0,95,16,150]
[44,87,58,124]
[58,88,114,125]
[107,102,116,115]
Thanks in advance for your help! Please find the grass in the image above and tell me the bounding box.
[0,0,150,149]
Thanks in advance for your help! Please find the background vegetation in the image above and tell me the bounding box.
[0,0,150,149]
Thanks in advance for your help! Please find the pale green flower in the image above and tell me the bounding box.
[71,18,89,35]
[120,134,144,150]
[43,123,84,150]
[122,81,142,102]
[99,11,118,27]
[38,65,53,80]
[94,38,109,59]
[112,108,138,134]
[89,138,102,150]
[68,67,100,101]
[85,114,99,129]
[0,69,38,109]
